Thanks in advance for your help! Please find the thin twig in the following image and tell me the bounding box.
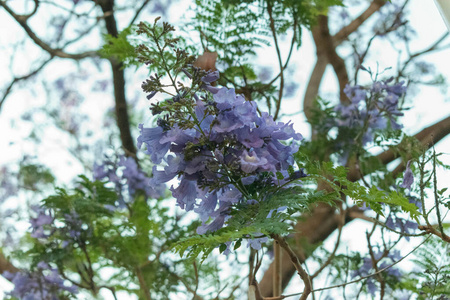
[311,207,345,279]
[273,240,282,296]
[267,1,284,121]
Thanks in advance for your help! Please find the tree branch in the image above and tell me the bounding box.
[334,0,387,45]
[303,0,388,123]
[0,252,19,277]
[348,115,450,182]
[0,1,98,60]
[316,16,349,103]
[0,57,54,112]
[128,0,152,28]
[97,0,137,155]
[267,1,285,121]
[271,235,311,300]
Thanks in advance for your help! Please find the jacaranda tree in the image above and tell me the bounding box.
[1,0,450,299]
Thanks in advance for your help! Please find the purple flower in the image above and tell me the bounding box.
[170,176,197,211]
[201,71,220,83]
[94,155,165,204]
[267,206,287,218]
[30,210,54,239]
[4,266,77,299]
[213,110,245,133]
[400,160,414,190]
[196,202,231,234]
[344,84,366,104]
[247,235,269,250]
[240,150,269,173]
[137,124,171,164]
[138,86,303,237]
[385,214,418,241]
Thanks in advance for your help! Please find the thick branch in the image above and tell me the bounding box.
[334,0,387,44]
[0,1,97,60]
[317,16,349,103]
[303,56,327,123]
[303,23,328,123]
[97,0,137,155]
[0,252,19,276]
[349,115,450,181]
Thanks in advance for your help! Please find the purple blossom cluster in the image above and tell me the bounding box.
[3,262,77,300]
[29,208,84,248]
[138,85,302,239]
[334,78,406,145]
[385,214,418,241]
[352,250,402,296]
[93,155,165,207]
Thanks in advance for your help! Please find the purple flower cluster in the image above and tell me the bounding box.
[29,208,84,248]
[335,79,406,145]
[352,250,402,296]
[30,210,54,239]
[93,155,165,207]
[138,86,302,239]
[3,262,77,299]
[385,214,418,241]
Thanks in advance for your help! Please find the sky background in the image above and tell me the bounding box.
[0,0,449,298]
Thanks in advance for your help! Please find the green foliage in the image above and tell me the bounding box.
[402,237,450,299]
[23,176,220,299]
[100,26,138,68]
[18,162,55,191]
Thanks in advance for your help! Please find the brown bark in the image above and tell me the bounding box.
[334,0,388,44]
[0,252,19,276]
[315,16,349,103]
[98,0,137,156]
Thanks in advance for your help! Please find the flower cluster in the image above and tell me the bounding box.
[332,79,406,162]
[3,262,77,300]
[138,84,303,238]
[352,250,402,296]
[29,208,85,249]
[93,155,165,208]
[385,214,418,241]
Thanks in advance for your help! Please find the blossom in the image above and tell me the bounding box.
[385,214,418,241]
[352,250,402,296]
[247,235,269,250]
[137,124,170,164]
[4,262,77,299]
[332,80,407,163]
[400,160,414,190]
[30,210,54,239]
[93,155,165,206]
[138,86,303,236]
[201,70,220,83]
[240,150,269,173]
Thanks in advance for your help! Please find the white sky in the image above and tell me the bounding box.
[0,0,450,299]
